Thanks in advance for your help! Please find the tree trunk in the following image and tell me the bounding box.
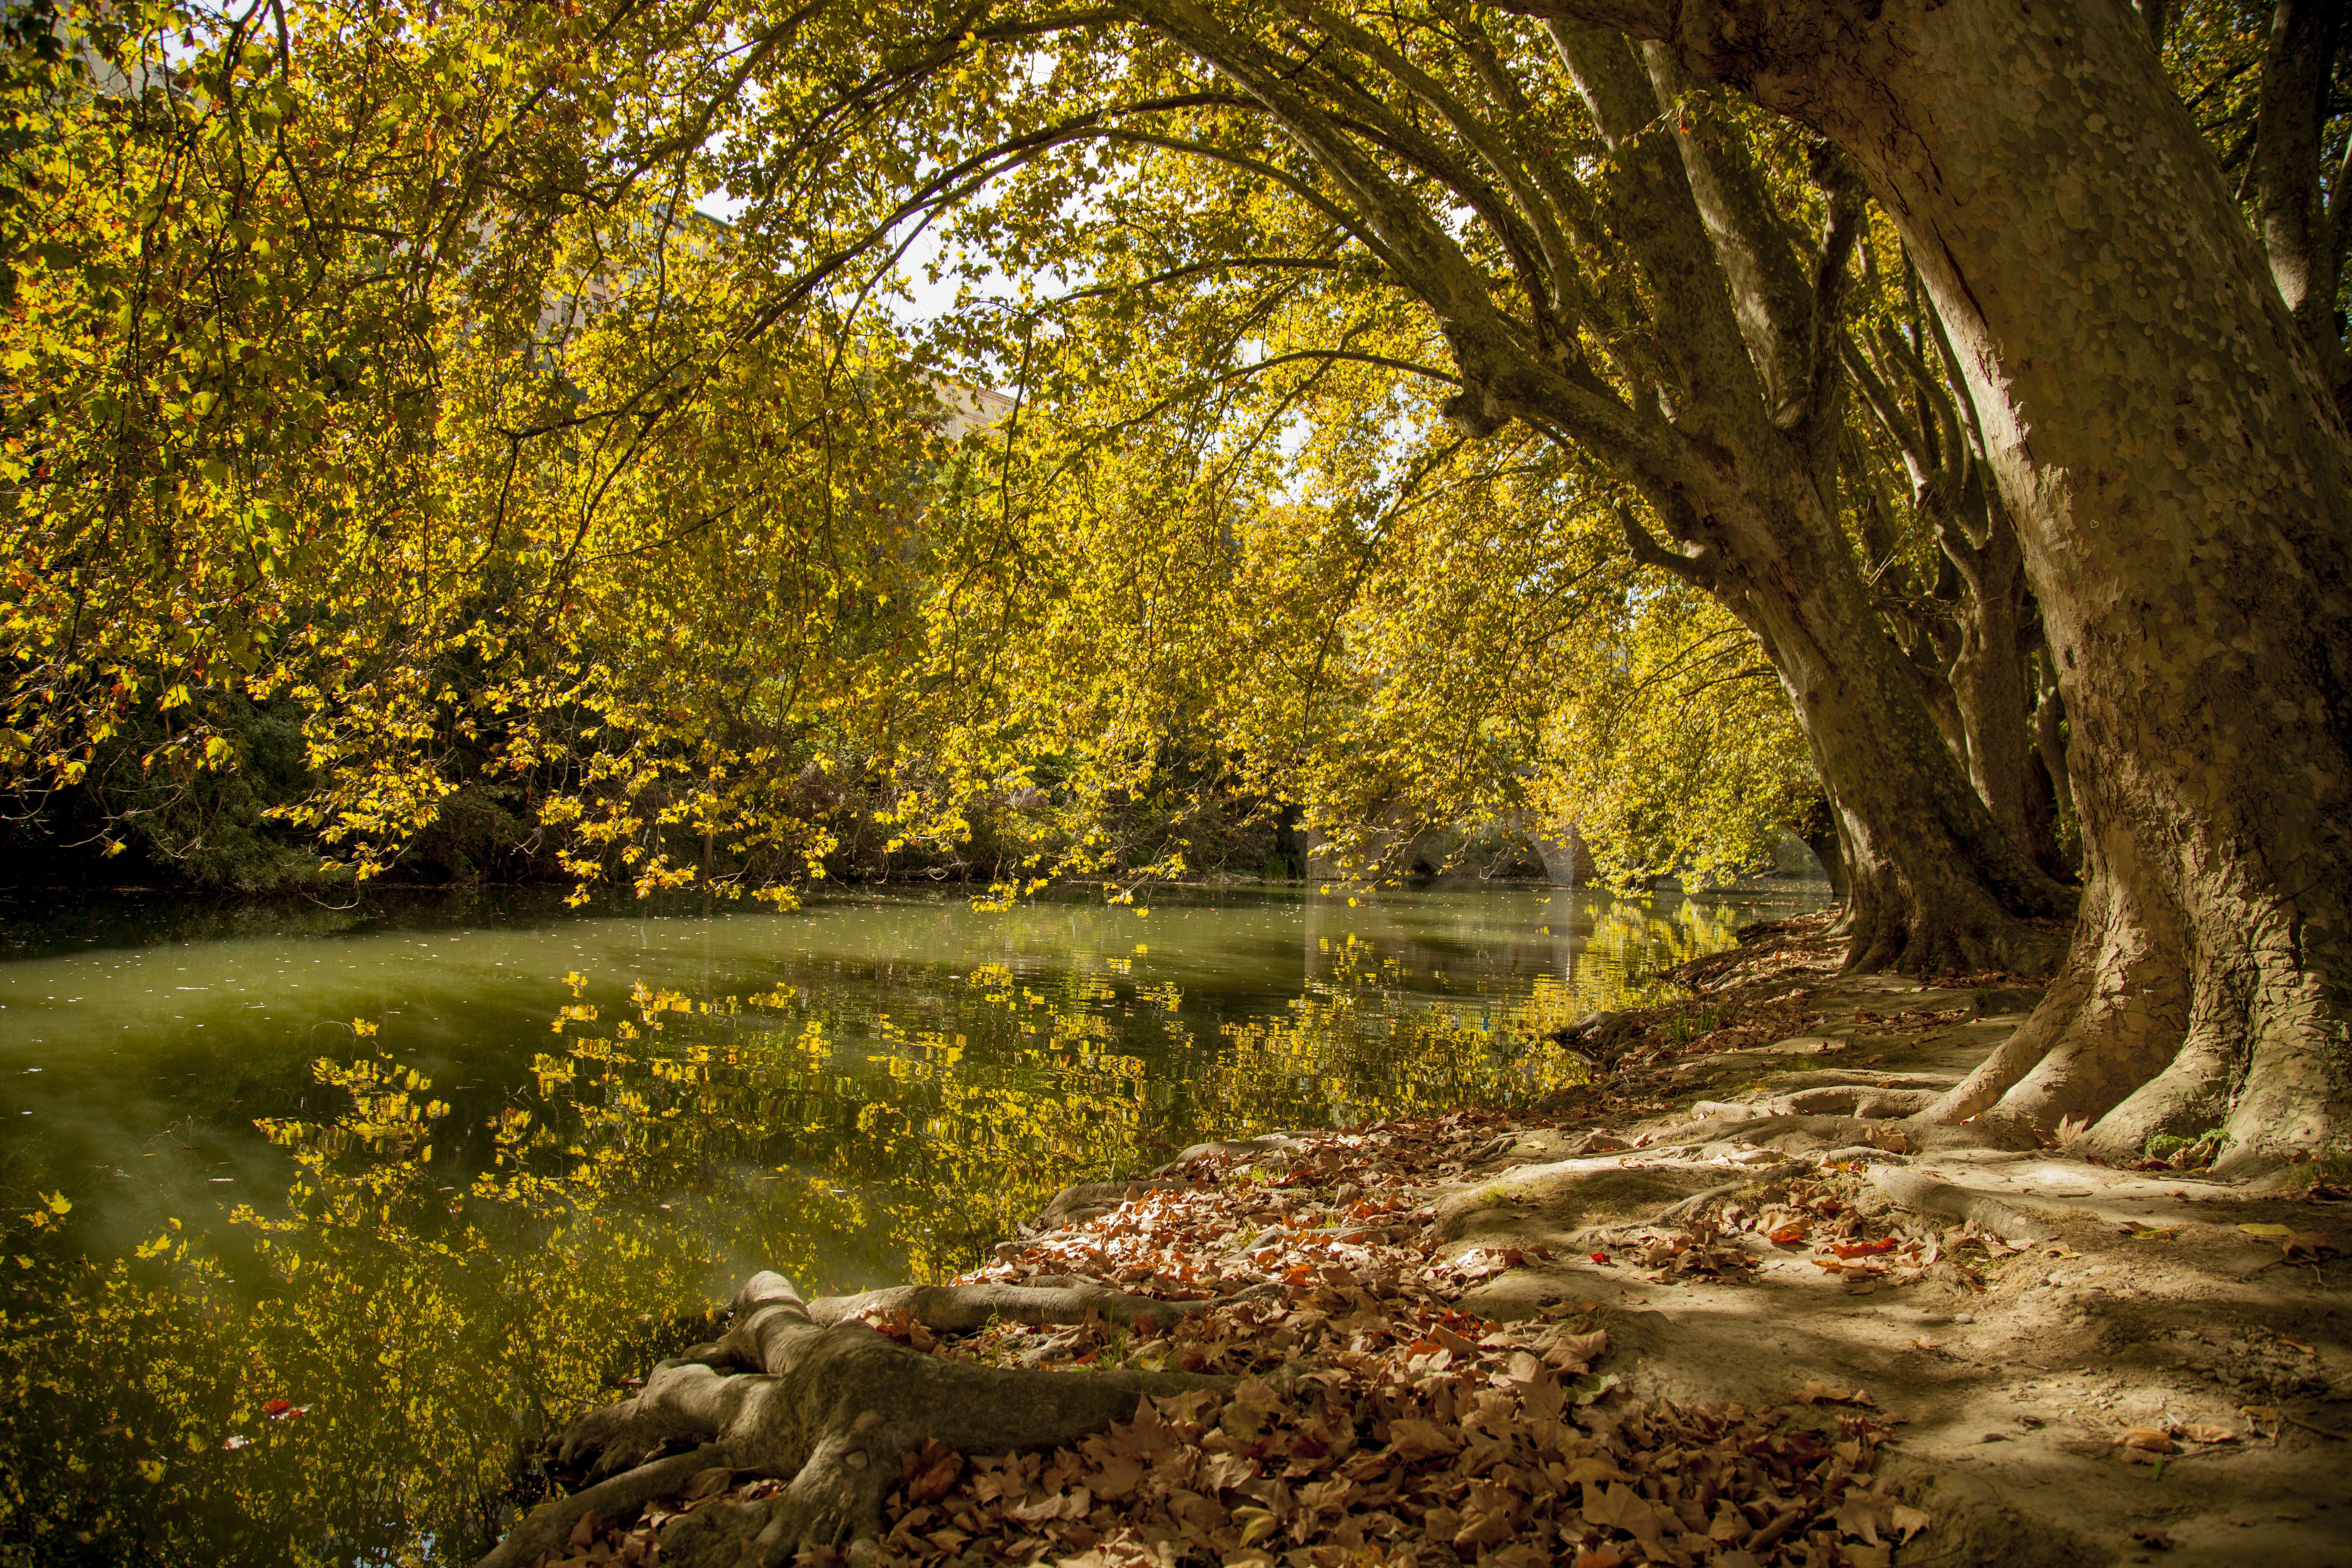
[1790,793,1847,902]
[1667,480,2074,976]
[1942,505,2069,884]
[2029,650,2074,837]
[1574,0,2352,1173]
[2251,0,2347,417]
[1551,30,2076,976]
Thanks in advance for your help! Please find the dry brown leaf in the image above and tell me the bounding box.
[1547,1328,1609,1366]
[2118,1428,2178,1455]
[1089,1455,1144,1500]
[905,1445,963,1506]
[1561,1456,1632,1485]
[1006,1487,1091,1524]
[1581,1480,1677,1552]
[1385,1418,1462,1462]
[1480,1545,1552,1568]
[1792,1382,1875,1406]
[2282,1230,2339,1260]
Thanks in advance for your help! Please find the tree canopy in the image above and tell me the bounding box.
[6,0,2350,1167]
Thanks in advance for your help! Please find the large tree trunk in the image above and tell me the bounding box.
[1653,480,2074,977]
[1571,0,2352,1174]
[1941,501,2068,885]
[1847,317,2071,883]
[1789,793,1847,902]
[1113,2,2078,979]
[1555,31,2075,977]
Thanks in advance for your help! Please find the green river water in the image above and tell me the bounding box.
[0,880,1821,1566]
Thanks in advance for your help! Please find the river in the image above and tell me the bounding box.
[0,879,1820,1565]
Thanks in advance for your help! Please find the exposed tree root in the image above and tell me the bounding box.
[1863,1166,2053,1244]
[1690,1083,1942,1122]
[806,1279,1216,1336]
[1837,871,2069,981]
[1033,1179,1196,1230]
[1656,1110,1990,1159]
[1643,1162,1811,1226]
[480,1444,729,1568]
[482,1272,1240,1568]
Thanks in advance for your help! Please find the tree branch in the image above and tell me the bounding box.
[2253,0,2344,383]
[1614,499,1718,592]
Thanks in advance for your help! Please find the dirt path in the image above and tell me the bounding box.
[1429,919,2351,1566]
[495,918,2350,1568]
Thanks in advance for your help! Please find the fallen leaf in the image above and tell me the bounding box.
[2237,1222,2293,1238]
[1791,1382,1875,1406]
[2117,1429,2177,1455]
[681,1466,735,1501]
[1582,1480,1676,1551]
[2282,1231,2338,1260]
[2182,1425,2238,1445]
[1386,1418,1461,1462]
[907,1444,964,1504]
[1560,1456,1631,1484]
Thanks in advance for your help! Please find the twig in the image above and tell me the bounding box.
[2280,1412,2349,1441]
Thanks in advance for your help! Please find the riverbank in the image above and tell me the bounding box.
[493,916,2348,1567]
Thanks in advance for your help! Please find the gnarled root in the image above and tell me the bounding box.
[480,1272,1238,1568]
[810,1278,1207,1335]
[1689,1085,1941,1122]
[1034,1178,1194,1230]
[1865,1166,2053,1245]
[481,1444,728,1568]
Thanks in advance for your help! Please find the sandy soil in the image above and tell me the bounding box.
[1418,917,2351,1567]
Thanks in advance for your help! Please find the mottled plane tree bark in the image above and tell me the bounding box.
[1512,0,2351,1173]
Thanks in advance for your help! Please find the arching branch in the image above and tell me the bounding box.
[1614,500,1718,592]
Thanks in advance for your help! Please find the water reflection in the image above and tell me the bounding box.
[0,882,1817,1565]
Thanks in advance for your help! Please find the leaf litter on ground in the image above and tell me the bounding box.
[531,1106,1935,1568]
